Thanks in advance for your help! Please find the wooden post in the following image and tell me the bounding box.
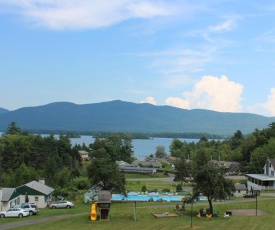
[134,201,137,221]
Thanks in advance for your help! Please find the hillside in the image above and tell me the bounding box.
[0,107,9,115]
[0,100,274,135]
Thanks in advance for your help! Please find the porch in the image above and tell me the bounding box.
[246,174,275,191]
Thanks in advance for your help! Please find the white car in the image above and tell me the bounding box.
[49,200,74,209]
[0,208,29,218]
[20,203,39,215]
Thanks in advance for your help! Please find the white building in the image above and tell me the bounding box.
[246,158,275,191]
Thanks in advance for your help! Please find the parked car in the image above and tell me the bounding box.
[243,194,255,198]
[0,208,29,218]
[20,203,39,215]
[49,200,74,209]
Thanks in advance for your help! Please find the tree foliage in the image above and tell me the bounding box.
[87,158,126,194]
[193,162,235,214]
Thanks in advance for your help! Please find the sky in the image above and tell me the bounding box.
[0,1,275,117]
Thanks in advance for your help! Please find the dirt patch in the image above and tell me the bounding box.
[151,212,182,218]
[225,209,269,216]
[178,226,204,229]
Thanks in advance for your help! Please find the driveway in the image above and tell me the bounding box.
[0,214,86,230]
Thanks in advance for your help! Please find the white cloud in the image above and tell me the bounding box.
[165,97,189,109]
[248,88,275,116]
[263,88,275,115]
[164,75,243,112]
[208,19,236,32]
[140,96,157,105]
[0,0,176,29]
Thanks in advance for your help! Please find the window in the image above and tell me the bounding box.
[271,171,274,176]
[35,197,39,202]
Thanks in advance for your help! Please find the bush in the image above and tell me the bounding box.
[162,188,170,193]
[176,184,183,192]
[141,185,147,192]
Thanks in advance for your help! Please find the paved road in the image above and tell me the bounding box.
[0,213,87,230]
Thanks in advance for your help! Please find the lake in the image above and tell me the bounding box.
[69,136,199,158]
[0,132,198,158]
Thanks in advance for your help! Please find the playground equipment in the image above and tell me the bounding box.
[84,181,104,203]
[90,190,111,221]
[206,213,212,220]
[90,203,97,221]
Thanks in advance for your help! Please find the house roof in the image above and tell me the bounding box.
[235,183,247,190]
[20,181,54,195]
[246,174,275,181]
[1,188,16,202]
[79,150,88,155]
[118,166,156,172]
[268,158,275,168]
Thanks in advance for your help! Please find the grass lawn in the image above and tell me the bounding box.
[126,180,180,193]
[2,197,275,230]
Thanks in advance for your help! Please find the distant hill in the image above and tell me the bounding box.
[0,100,274,136]
[0,107,9,115]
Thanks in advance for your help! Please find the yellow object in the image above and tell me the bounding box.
[197,212,201,218]
[91,203,97,221]
[206,213,212,220]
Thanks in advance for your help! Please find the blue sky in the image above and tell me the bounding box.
[0,0,275,117]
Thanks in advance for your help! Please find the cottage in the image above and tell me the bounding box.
[211,160,241,175]
[132,159,162,168]
[79,150,89,161]
[246,158,275,191]
[0,179,54,211]
[0,188,21,211]
[233,183,247,197]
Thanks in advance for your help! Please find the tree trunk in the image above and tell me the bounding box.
[208,198,213,214]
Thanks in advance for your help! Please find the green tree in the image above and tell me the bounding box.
[6,121,22,135]
[193,162,235,214]
[249,138,275,173]
[174,155,189,185]
[87,158,126,194]
[155,145,167,158]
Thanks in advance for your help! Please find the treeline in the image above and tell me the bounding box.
[0,122,133,197]
[24,129,225,139]
[170,122,275,174]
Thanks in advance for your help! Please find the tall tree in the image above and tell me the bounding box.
[193,162,235,214]
[174,155,189,185]
[155,145,167,158]
[87,158,126,194]
[6,121,22,135]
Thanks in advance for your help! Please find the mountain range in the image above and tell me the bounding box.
[0,100,274,136]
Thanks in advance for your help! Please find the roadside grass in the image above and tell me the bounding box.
[125,180,180,193]
[3,197,275,230]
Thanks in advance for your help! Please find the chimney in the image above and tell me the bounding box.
[39,178,45,185]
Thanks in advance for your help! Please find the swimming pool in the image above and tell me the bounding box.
[112,194,181,202]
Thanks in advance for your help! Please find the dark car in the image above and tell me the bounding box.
[243,194,255,198]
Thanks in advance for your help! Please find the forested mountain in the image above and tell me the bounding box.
[0,107,9,115]
[0,100,274,135]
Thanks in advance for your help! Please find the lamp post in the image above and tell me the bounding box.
[190,192,199,228]
[191,200,193,228]
[254,189,260,216]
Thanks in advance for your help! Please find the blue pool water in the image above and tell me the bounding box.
[112,194,181,202]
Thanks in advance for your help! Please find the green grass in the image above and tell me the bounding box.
[125,180,180,193]
[2,197,275,230]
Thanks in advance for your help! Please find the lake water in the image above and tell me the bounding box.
[70,136,198,158]
[0,132,198,158]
